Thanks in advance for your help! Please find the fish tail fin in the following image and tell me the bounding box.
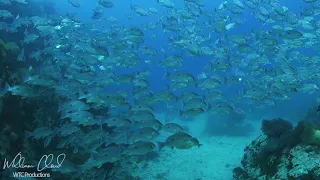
[162,69,168,79]
[57,102,62,112]
[164,84,170,91]
[90,151,98,160]
[124,130,129,144]
[179,110,183,117]
[23,28,29,36]
[157,141,165,151]
[194,81,198,88]
[182,126,189,132]
[22,74,31,83]
[96,116,103,130]
[180,101,184,109]
[24,130,32,139]
[44,135,52,147]
[73,147,79,154]
[4,82,11,93]
[78,89,86,99]
[238,87,244,97]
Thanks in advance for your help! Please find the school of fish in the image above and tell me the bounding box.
[1,0,320,179]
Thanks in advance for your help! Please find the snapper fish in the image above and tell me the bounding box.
[10,0,28,4]
[123,141,156,155]
[159,132,201,149]
[157,0,175,8]
[99,0,113,8]
[162,123,186,133]
[4,83,36,97]
[0,10,13,19]
[131,5,149,16]
[23,74,58,87]
[0,0,11,5]
[25,127,55,140]
[281,29,303,40]
[68,0,80,7]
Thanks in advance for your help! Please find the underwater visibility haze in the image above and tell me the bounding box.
[1,0,320,179]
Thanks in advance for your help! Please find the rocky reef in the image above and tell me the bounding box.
[233,118,320,180]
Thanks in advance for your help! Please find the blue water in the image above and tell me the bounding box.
[2,0,320,179]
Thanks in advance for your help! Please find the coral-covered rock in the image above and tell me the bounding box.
[233,167,250,180]
[234,120,320,180]
[261,118,293,138]
[288,145,320,178]
[299,121,320,146]
[236,135,269,180]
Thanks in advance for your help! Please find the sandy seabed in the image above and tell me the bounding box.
[128,114,261,180]
[131,135,258,180]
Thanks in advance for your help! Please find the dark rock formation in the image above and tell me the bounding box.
[234,118,320,180]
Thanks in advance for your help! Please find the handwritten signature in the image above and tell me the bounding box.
[3,152,66,171]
